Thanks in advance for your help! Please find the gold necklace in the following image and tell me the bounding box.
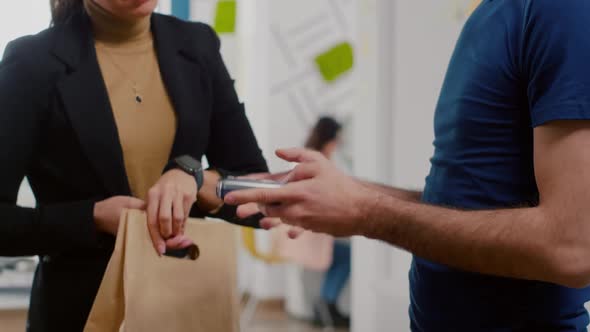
[99,47,155,105]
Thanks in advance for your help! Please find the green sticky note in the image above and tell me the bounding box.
[214,0,237,34]
[315,42,355,83]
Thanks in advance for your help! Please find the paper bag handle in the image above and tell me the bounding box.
[164,244,200,260]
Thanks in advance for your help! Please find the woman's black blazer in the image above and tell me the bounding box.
[0,10,267,332]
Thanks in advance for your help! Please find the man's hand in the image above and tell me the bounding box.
[147,169,197,255]
[231,122,590,288]
[225,148,375,237]
[237,201,306,239]
[237,171,298,234]
[242,171,291,182]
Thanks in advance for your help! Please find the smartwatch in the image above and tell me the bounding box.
[167,155,204,190]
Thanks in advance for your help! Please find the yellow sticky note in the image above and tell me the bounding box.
[214,0,237,34]
[315,42,355,83]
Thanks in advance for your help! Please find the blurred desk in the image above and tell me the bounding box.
[0,258,34,332]
[0,292,29,332]
[0,292,29,310]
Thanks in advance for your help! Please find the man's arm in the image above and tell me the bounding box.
[361,120,590,288]
[359,181,422,203]
[225,121,590,288]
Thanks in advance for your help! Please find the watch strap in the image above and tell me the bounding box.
[194,165,204,191]
[164,156,204,190]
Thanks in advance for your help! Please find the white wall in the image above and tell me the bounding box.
[351,0,392,330]
[266,0,357,171]
[352,1,473,331]
[391,1,468,189]
[0,2,51,208]
[234,0,288,299]
[0,1,50,57]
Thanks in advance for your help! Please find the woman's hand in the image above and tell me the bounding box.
[94,196,146,235]
[147,169,198,255]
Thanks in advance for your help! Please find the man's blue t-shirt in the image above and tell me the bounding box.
[414,0,590,330]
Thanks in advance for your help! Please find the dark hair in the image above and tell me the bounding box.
[305,117,342,151]
[50,0,84,26]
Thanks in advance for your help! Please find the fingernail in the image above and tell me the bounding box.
[158,244,166,256]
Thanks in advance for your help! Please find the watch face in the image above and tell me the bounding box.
[176,156,202,173]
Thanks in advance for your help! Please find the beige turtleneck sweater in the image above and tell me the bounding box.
[85,0,177,200]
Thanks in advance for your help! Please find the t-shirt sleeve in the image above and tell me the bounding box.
[523,0,590,127]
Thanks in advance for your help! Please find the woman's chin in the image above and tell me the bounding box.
[128,1,157,18]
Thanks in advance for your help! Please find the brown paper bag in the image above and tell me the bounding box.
[84,209,239,332]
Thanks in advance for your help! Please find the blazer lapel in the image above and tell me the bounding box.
[152,14,210,161]
[52,14,131,196]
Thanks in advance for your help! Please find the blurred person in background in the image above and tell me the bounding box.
[291,117,351,328]
[0,0,266,330]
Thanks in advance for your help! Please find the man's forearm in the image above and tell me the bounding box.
[360,180,422,202]
[361,193,576,286]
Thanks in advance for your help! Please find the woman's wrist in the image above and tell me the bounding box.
[196,170,224,212]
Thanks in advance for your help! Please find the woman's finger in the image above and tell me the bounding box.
[147,188,166,255]
[172,194,184,236]
[126,197,147,210]
[158,189,174,239]
[183,195,194,221]
[166,234,194,249]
